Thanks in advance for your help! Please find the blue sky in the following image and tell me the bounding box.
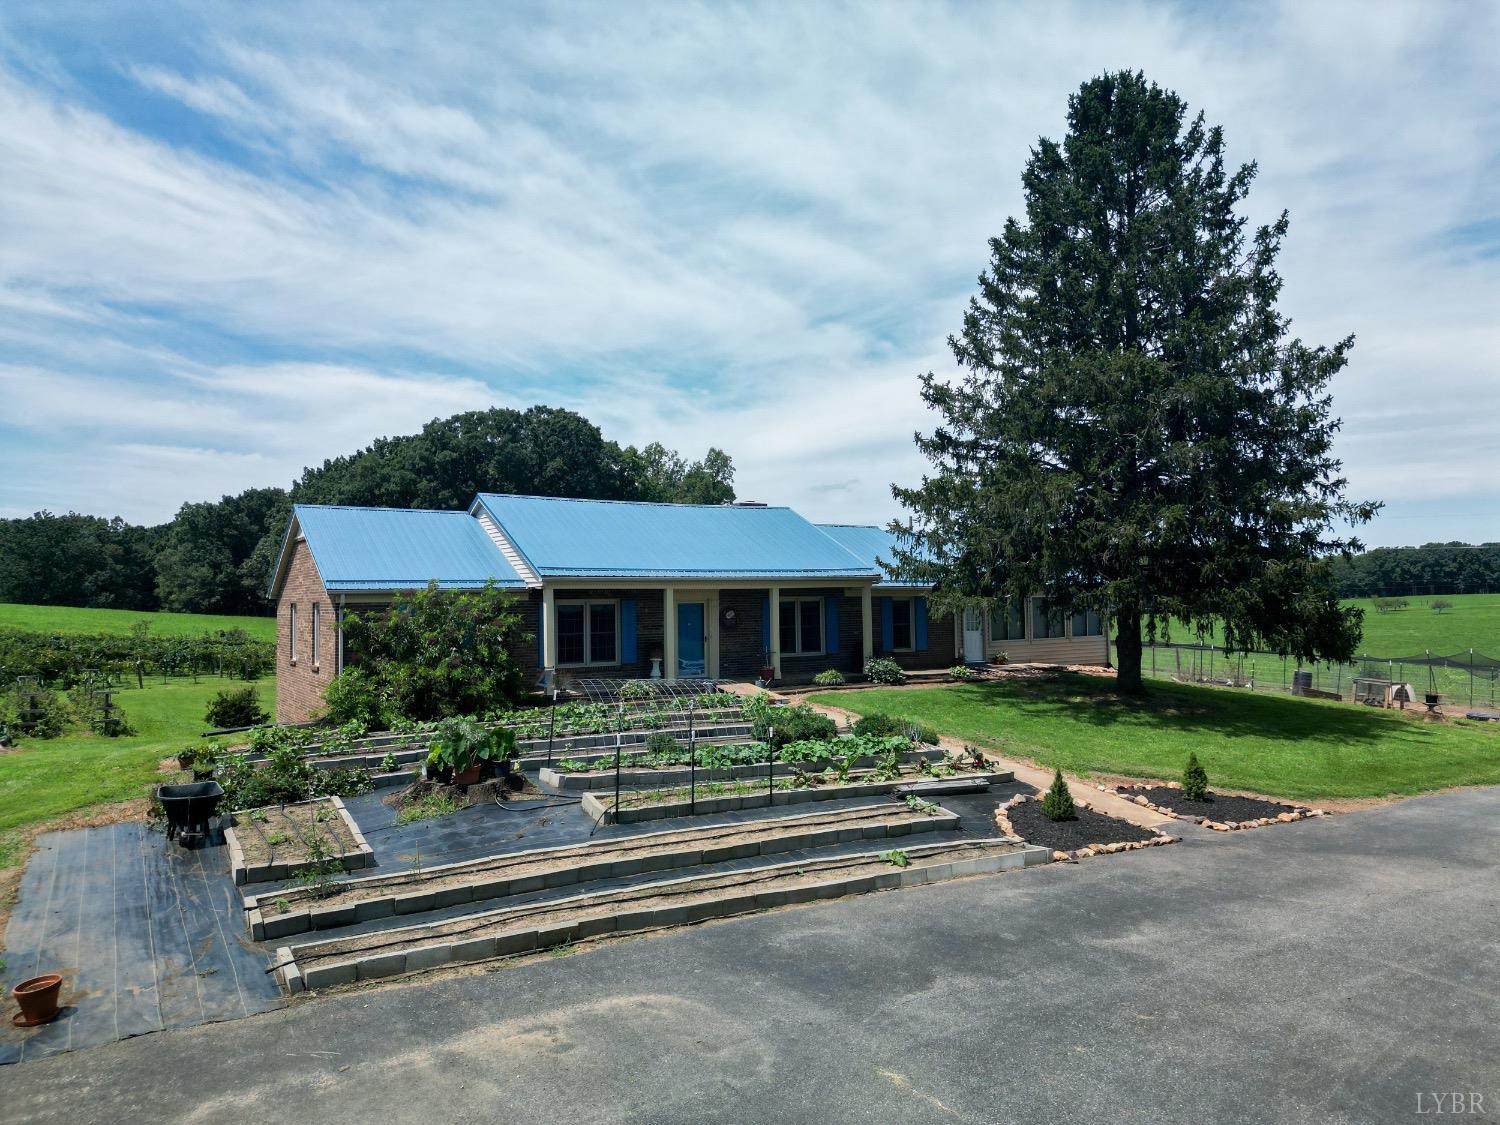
[0,1,1496,547]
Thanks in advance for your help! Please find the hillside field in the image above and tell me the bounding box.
[1154,593,1500,657]
[0,603,276,642]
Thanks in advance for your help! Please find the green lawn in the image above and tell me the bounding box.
[810,674,1500,801]
[0,677,276,871]
[0,603,275,642]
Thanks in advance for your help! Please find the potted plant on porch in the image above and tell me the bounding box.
[425,718,516,786]
[759,648,776,686]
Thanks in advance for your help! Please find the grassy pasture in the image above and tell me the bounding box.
[0,603,275,642]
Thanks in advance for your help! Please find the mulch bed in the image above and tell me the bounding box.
[385,775,532,813]
[1114,783,1324,831]
[1002,797,1163,854]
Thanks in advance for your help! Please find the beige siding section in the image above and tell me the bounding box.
[993,635,1108,665]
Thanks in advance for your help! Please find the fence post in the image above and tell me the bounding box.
[546,687,558,767]
[1470,649,1475,708]
[767,727,777,807]
[613,702,624,822]
[688,699,696,815]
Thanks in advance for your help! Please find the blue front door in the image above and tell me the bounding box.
[677,602,706,677]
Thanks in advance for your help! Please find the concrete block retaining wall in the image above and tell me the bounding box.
[245,804,960,941]
[583,770,1012,825]
[225,796,375,887]
[277,838,1049,993]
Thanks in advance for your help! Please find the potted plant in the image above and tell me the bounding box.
[12,972,63,1026]
[426,719,515,786]
[759,649,775,685]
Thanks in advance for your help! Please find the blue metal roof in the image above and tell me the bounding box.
[815,524,930,587]
[474,495,879,579]
[290,505,524,591]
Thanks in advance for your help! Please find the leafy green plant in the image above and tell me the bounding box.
[204,686,269,729]
[644,731,678,756]
[752,701,837,749]
[425,717,517,781]
[1181,752,1209,801]
[879,849,911,868]
[863,657,906,685]
[340,579,530,721]
[851,713,902,738]
[1040,769,1077,821]
[380,751,399,773]
[904,794,940,814]
[812,669,846,686]
[291,834,343,900]
[948,664,979,681]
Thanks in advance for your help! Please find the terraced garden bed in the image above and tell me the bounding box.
[583,762,1009,824]
[276,837,1048,992]
[539,746,943,792]
[243,800,958,940]
[225,796,374,886]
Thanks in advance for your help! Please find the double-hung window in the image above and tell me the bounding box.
[557,600,619,666]
[1029,597,1066,639]
[890,598,914,651]
[989,601,1025,642]
[1070,608,1104,637]
[311,603,321,667]
[778,597,824,656]
[288,604,298,662]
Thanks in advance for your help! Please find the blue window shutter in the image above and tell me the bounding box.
[915,597,929,651]
[537,605,546,666]
[880,597,894,651]
[762,594,771,656]
[620,598,637,663]
[824,596,839,656]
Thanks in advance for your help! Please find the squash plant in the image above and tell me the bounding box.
[426,717,517,783]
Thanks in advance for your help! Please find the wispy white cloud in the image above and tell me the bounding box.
[0,0,1495,543]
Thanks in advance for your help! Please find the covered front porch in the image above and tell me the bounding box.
[536,581,889,683]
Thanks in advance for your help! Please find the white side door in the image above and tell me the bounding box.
[962,606,985,663]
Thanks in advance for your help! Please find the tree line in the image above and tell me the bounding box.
[1333,543,1500,597]
[0,406,736,616]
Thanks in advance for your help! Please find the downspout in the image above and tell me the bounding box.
[337,594,346,675]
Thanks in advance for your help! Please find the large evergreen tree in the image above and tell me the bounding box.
[891,71,1378,693]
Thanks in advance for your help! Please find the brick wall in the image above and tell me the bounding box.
[275,538,336,723]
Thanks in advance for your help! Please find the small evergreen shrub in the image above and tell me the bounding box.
[1181,752,1209,801]
[863,657,907,685]
[1040,769,1077,821]
[812,669,846,686]
[205,686,270,729]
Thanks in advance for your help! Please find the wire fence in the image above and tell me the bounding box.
[1111,642,1500,712]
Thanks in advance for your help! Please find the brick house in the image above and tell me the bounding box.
[266,495,1109,723]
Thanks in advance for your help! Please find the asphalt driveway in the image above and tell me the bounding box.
[6,787,1496,1125]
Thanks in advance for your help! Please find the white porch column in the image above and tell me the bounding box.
[861,585,874,661]
[662,586,676,679]
[769,585,782,680]
[541,586,556,671]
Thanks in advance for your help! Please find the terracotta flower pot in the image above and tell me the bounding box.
[12,973,63,1027]
[452,764,483,786]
